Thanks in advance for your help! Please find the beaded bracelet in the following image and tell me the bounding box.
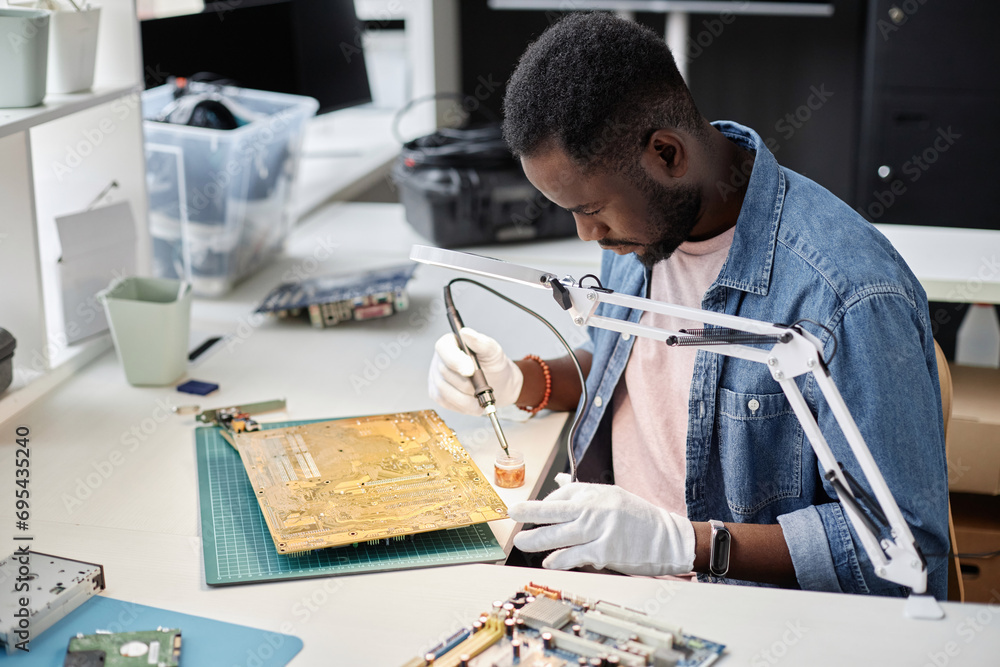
[519,354,552,415]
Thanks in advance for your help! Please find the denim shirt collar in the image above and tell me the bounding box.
[710,121,786,297]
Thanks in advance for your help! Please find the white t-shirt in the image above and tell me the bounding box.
[611,225,737,517]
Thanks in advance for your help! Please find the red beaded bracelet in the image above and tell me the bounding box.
[519,354,552,415]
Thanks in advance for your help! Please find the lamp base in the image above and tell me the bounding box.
[904,593,945,620]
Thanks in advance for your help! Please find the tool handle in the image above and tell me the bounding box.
[444,286,493,401]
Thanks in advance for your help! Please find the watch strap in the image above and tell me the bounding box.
[708,519,731,577]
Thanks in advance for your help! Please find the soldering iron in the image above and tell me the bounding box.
[442,284,511,456]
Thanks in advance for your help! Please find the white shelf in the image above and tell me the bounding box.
[0,83,141,139]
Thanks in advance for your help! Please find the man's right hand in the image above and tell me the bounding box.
[428,327,523,415]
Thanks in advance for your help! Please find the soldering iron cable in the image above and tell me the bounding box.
[445,278,589,481]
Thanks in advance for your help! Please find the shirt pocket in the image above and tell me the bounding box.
[716,387,803,516]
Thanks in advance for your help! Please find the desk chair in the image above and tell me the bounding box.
[935,340,965,602]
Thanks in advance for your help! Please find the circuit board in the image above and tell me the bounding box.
[230,410,507,554]
[255,263,416,327]
[400,583,725,667]
[64,628,181,666]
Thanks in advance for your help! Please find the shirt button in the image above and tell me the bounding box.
[747,399,760,412]
[594,396,603,408]
[621,333,631,341]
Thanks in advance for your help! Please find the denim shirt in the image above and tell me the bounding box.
[573,121,949,599]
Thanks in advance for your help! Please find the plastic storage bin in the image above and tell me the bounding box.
[142,83,318,296]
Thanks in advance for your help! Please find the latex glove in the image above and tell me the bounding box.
[428,327,523,416]
[508,483,695,576]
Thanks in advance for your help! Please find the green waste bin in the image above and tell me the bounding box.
[98,277,192,386]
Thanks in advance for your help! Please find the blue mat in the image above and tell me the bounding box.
[3,596,302,666]
[195,420,507,586]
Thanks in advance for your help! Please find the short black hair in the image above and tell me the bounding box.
[503,13,704,171]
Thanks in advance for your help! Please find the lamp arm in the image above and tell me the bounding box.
[563,281,927,594]
[409,246,937,608]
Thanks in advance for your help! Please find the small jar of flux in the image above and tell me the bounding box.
[494,450,525,488]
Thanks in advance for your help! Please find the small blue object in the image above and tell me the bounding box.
[5,595,303,665]
[177,380,219,395]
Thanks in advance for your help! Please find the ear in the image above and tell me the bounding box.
[644,129,688,180]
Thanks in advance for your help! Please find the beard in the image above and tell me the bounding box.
[634,171,703,269]
[599,168,703,270]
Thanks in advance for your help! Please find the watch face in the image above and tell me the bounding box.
[710,527,731,577]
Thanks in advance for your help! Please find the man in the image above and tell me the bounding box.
[428,13,949,598]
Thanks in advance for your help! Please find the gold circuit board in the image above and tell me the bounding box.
[230,410,507,554]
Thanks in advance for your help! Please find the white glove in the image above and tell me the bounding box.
[428,327,523,416]
[508,483,695,576]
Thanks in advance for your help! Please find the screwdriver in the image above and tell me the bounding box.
[443,285,511,456]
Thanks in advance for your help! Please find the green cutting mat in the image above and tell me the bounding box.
[195,419,507,585]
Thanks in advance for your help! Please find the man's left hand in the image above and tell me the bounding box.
[508,482,696,576]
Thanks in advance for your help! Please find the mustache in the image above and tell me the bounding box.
[598,238,646,249]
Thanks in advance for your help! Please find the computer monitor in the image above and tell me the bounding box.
[139,0,372,114]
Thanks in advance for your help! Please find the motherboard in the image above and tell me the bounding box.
[400,583,725,667]
[255,263,416,327]
[231,410,507,554]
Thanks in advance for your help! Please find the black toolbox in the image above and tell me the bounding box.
[0,328,15,395]
[392,124,577,247]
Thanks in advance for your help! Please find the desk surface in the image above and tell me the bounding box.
[2,203,998,665]
[292,107,401,220]
[12,522,1000,666]
[875,224,1000,304]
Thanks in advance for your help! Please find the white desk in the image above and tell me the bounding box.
[10,523,1000,666]
[2,204,998,665]
[875,224,1000,304]
[292,106,402,220]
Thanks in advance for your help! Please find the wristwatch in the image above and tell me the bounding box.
[708,519,731,577]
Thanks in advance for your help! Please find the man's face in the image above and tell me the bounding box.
[521,145,703,269]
